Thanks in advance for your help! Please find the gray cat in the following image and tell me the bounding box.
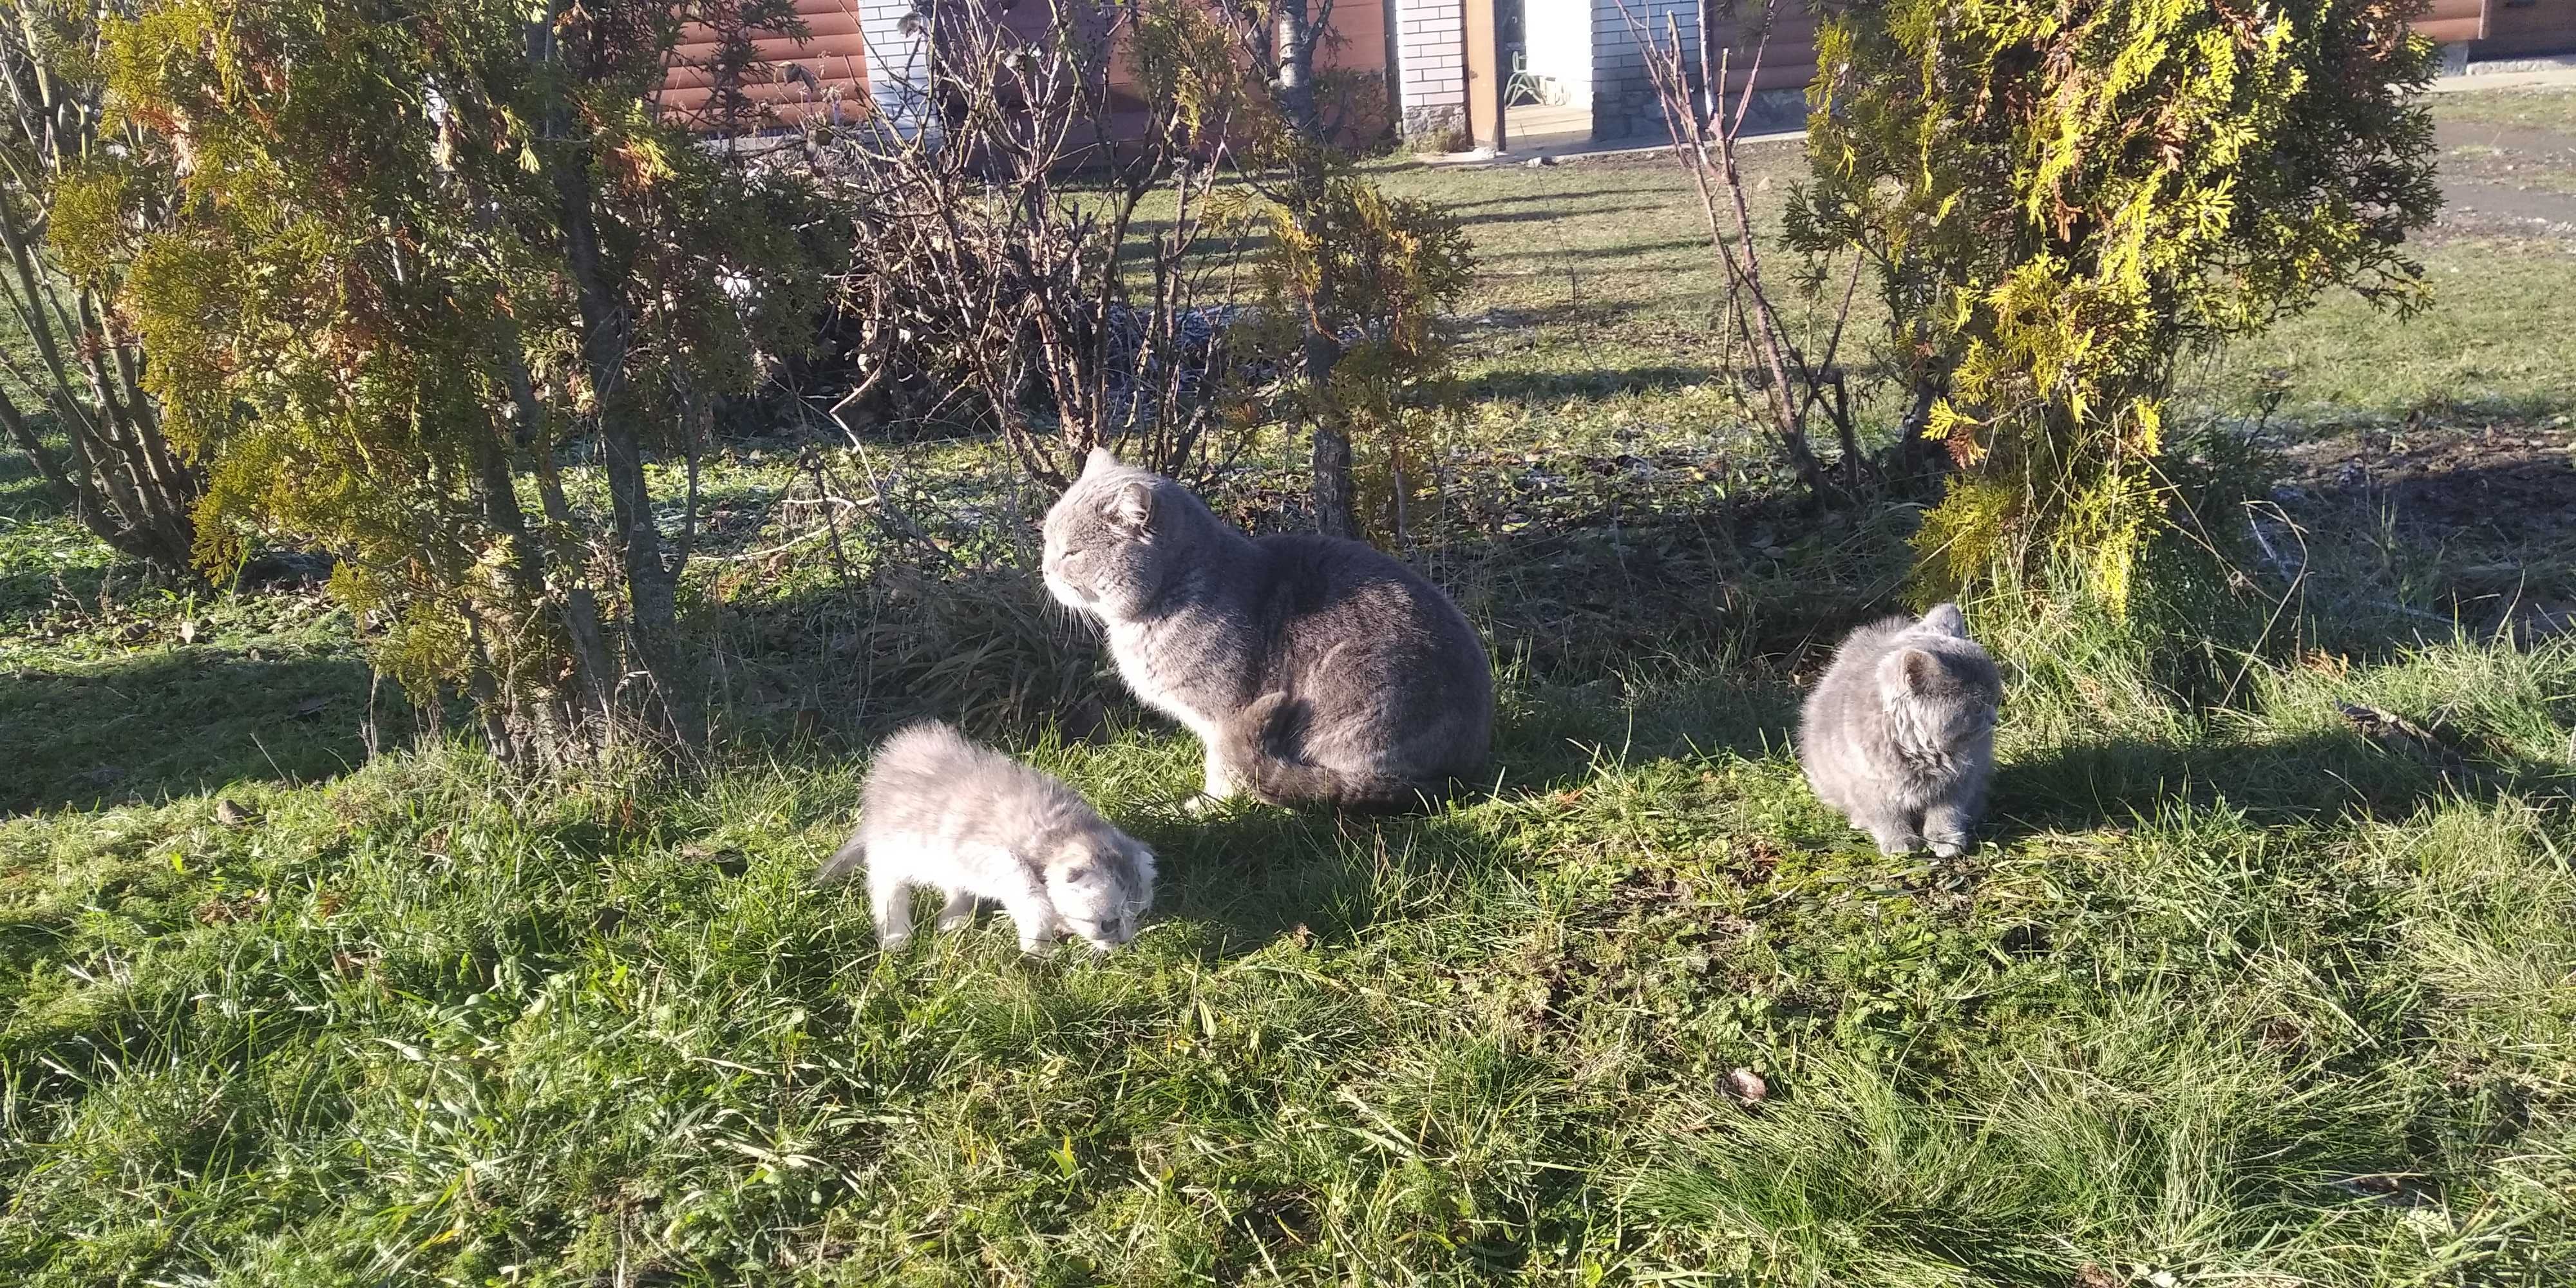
[1041,448,1492,811]
[1798,603,2002,857]
[816,722,1155,953]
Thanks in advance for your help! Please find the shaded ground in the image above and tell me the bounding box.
[2277,420,2576,638]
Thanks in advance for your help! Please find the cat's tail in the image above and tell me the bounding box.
[813,832,867,886]
[1226,692,1431,814]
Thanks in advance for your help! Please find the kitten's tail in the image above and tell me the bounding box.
[813,832,867,886]
[1226,692,1430,813]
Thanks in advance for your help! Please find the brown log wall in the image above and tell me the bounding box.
[658,0,1394,134]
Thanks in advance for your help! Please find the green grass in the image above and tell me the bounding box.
[2434,86,2576,135]
[6,89,2576,1285]
[5,637,2571,1283]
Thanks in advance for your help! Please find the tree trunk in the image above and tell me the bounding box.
[1303,310,1358,540]
[1889,360,1954,484]
[1311,419,1358,542]
[442,91,623,750]
[1273,3,1323,144]
[1280,5,1353,538]
[535,7,701,750]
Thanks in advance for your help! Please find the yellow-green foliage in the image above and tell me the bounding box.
[1228,175,1474,543]
[1795,0,2440,613]
[99,0,825,755]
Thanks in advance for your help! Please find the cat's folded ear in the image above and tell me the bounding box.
[1106,480,1154,535]
[1897,648,1938,693]
[1084,446,1122,477]
[1919,603,1968,637]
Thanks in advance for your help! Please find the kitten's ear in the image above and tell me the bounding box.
[1919,603,1968,637]
[1084,446,1121,477]
[1898,648,1938,694]
[1105,480,1153,535]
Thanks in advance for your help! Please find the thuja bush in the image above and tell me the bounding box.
[1200,0,1475,542]
[1792,0,2441,612]
[99,0,829,764]
[1223,172,1472,545]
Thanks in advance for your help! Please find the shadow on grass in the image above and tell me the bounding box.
[1109,665,1811,963]
[1995,723,2573,837]
[1478,238,1710,265]
[1,648,411,815]
[1458,364,1716,404]
[1132,804,1527,962]
[1434,189,1631,214]
[0,548,106,634]
[0,424,72,524]
[1455,205,1654,230]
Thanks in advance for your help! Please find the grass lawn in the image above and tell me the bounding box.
[5,93,2576,1285]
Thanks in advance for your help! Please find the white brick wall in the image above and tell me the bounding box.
[856,0,935,138]
[1396,0,1466,140]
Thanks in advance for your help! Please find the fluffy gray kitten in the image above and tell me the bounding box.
[1798,603,2002,857]
[1041,448,1492,811]
[815,722,1155,953]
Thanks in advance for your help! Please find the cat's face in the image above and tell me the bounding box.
[1043,829,1157,951]
[1885,645,2002,750]
[1042,450,1189,621]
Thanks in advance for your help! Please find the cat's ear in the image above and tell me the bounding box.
[1106,480,1153,535]
[1897,648,1938,694]
[1919,603,1968,637]
[1124,838,1158,876]
[1084,446,1121,477]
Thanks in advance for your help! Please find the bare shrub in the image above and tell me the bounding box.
[1628,1,1864,500]
[822,0,1256,487]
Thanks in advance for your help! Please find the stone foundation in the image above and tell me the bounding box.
[1403,104,1470,150]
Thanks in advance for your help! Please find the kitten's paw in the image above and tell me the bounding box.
[1179,791,1233,818]
[1927,835,1969,859]
[1871,833,1924,857]
[878,932,913,952]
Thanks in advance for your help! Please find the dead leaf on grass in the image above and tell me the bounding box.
[1724,1067,1768,1104]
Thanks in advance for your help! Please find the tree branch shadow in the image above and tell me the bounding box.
[3,650,408,815]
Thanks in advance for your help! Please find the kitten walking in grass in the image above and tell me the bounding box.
[816,723,1155,954]
[1799,603,2003,857]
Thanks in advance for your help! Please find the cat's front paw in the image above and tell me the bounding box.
[878,931,914,952]
[1179,791,1235,818]
[1927,834,1970,859]
[1870,831,1924,857]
